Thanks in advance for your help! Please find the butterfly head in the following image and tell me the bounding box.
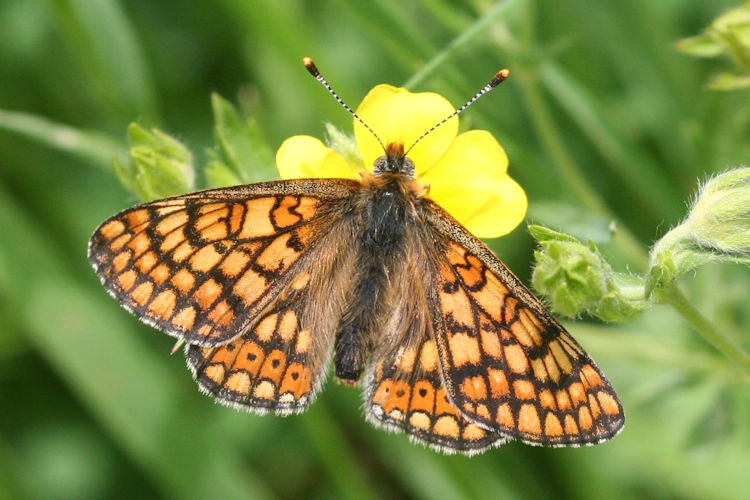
[373,142,415,178]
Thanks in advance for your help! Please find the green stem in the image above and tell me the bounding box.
[659,282,750,374]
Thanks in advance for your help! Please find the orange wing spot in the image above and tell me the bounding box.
[503,296,518,324]
[409,380,436,413]
[171,241,195,263]
[160,227,185,252]
[155,203,185,215]
[170,268,196,294]
[225,371,251,395]
[109,233,131,252]
[254,313,278,342]
[127,232,150,257]
[272,196,302,228]
[504,344,529,373]
[395,347,417,372]
[372,379,393,406]
[278,310,298,341]
[290,271,311,290]
[480,327,502,359]
[460,375,488,401]
[409,412,431,430]
[434,388,456,416]
[455,255,485,288]
[155,210,188,236]
[496,402,515,428]
[518,309,544,346]
[513,379,536,400]
[255,232,303,272]
[475,404,491,420]
[439,287,474,330]
[446,242,468,265]
[204,363,225,384]
[463,423,487,441]
[219,250,251,278]
[419,340,438,371]
[295,329,310,353]
[124,209,149,228]
[233,268,266,305]
[544,412,564,437]
[228,203,245,233]
[197,202,225,215]
[233,341,265,376]
[487,368,509,398]
[471,273,508,324]
[433,415,460,438]
[544,353,561,383]
[597,391,621,415]
[448,332,481,368]
[509,317,536,348]
[194,279,222,310]
[384,381,411,414]
[549,341,575,373]
[134,250,157,273]
[518,404,542,435]
[99,220,125,240]
[209,340,240,365]
[131,281,153,306]
[238,198,276,238]
[149,264,171,286]
[530,357,549,383]
[189,245,224,273]
[195,206,229,232]
[564,414,579,435]
[539,389,557,410]
[112,249,132,273]
[569,382,587,407]
[148,289,177,320]
[279,362,311,399]
[556,390,573,411]
[208,300,234,327]
[258,350,287,385]
[252,380,276,400]
[588,394,602,419]
[296,197,319,220]
[578,406,593,431]
[172,306,196,331]
[581,364,604,388]
[199,222,229,242]
[117,270,137,291]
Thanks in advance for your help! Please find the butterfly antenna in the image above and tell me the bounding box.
[303,57,386,152]
[405,68,510,156]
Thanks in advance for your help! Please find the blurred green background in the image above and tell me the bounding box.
[1,1,750,499]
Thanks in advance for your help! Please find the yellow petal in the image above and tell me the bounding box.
[276,135,355,179]
[423,130,527,238]
[354,84,458,173]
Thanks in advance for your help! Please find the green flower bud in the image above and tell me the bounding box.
[648,167,750,295]
[676,4,750,90]
[324,122,362,170]
[115,123,194,201]
[530,225,648,322]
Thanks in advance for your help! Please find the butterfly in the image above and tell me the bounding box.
[88,57,624,455]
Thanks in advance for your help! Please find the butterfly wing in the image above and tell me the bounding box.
[88,179,358,347]
[423,202,624,446]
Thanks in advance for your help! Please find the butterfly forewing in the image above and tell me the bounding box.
[424,203,624,445]
[88,179,359,347]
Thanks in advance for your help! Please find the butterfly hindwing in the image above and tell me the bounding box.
[88,179,358,347]
[424,203,625,446]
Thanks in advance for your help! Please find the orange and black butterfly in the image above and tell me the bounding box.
[88,58,624,455]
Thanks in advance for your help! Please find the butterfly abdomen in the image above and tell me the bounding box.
[333,177,417,384]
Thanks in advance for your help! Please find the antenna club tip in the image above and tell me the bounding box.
[302,56,319,76]
[490,68,511,87]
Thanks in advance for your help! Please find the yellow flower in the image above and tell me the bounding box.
[276,84,527,238]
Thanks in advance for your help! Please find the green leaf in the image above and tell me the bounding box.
[675,34,725,58]
[206,93,276,186]
[707,71,750,90]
